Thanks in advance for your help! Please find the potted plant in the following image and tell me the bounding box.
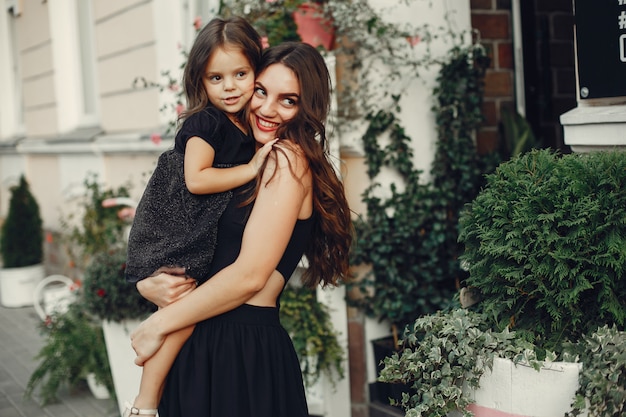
[24,301,114,405]
[62,173,152,416]
[81,247,155,323]
[0,174,45,307]
[380,149,626,416]
[378,308,535,417]
[221,0,334,50]
[459,149,626,354]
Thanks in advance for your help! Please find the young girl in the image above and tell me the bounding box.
[131,42,353,417]
[123,16,273,417]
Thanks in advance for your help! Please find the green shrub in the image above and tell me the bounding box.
[25,302,114,405]
[563,325,626,417]
[1,175,43,267]
[379,308,534,417]
[459,149,626,352]
[280,285,345,387]
[348,43,494,332]
[81,248,155,322]
[60,173,131,270]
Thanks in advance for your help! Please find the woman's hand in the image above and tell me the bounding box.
[130,314,165,366]
[136,268,196,308]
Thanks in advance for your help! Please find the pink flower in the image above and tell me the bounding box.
[151,133,162,145]
[261,36,270,49]
[265,0,277,2]
[169,83,179,92]
[176,103,185,115]
[193,16,202,31]
[45,232,53,243]
[406,35,421,47]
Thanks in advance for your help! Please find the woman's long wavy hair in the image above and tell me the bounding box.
[253,42,353,288]
[180,16,262,127]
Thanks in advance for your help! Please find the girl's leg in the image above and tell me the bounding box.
[126,325,195,415]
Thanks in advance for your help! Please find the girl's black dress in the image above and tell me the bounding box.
[158,184,314,417]
[125,107,254,283]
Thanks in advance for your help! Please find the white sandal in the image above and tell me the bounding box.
[123,401,158,416]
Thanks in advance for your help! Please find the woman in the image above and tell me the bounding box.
[131,42,353,417]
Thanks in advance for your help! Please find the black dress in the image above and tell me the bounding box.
[158,184,315,417]
[125,107,255,283]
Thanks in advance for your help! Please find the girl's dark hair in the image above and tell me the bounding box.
[180,16,262,126]
[254,42,353,289]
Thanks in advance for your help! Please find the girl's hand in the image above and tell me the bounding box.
[248,139,278,175]
[136,268,197,308]
[130,315,165,366]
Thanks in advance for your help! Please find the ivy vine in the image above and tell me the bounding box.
[348,42,498,334]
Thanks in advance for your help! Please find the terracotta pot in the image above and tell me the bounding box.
[292,3,335,51]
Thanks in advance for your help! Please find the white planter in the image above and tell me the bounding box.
[0,264,45,308]
[86,372,111,400]
[464,356,586,417]
[101,319,143,416]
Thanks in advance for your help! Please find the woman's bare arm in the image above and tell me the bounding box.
[131,144,309,363]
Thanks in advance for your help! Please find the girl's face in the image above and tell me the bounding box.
[249,63,300,145]
[203,46,255,123]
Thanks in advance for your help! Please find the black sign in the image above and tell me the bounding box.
[574,0,626,99]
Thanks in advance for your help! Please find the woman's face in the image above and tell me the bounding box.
[249,63,300,145]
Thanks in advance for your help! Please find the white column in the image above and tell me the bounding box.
[48,0,83,134]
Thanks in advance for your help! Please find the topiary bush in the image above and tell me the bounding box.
[1,175,43,267]
[459,149,626,352]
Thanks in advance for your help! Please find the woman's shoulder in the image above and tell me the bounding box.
[274,140,307,167]
[266,140,311,189]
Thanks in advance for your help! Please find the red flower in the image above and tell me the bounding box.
[96,288,106,298]
[150,133,162,145]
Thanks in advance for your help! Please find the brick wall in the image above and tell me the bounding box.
[470,0,515,154]
[470,0,576,154]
